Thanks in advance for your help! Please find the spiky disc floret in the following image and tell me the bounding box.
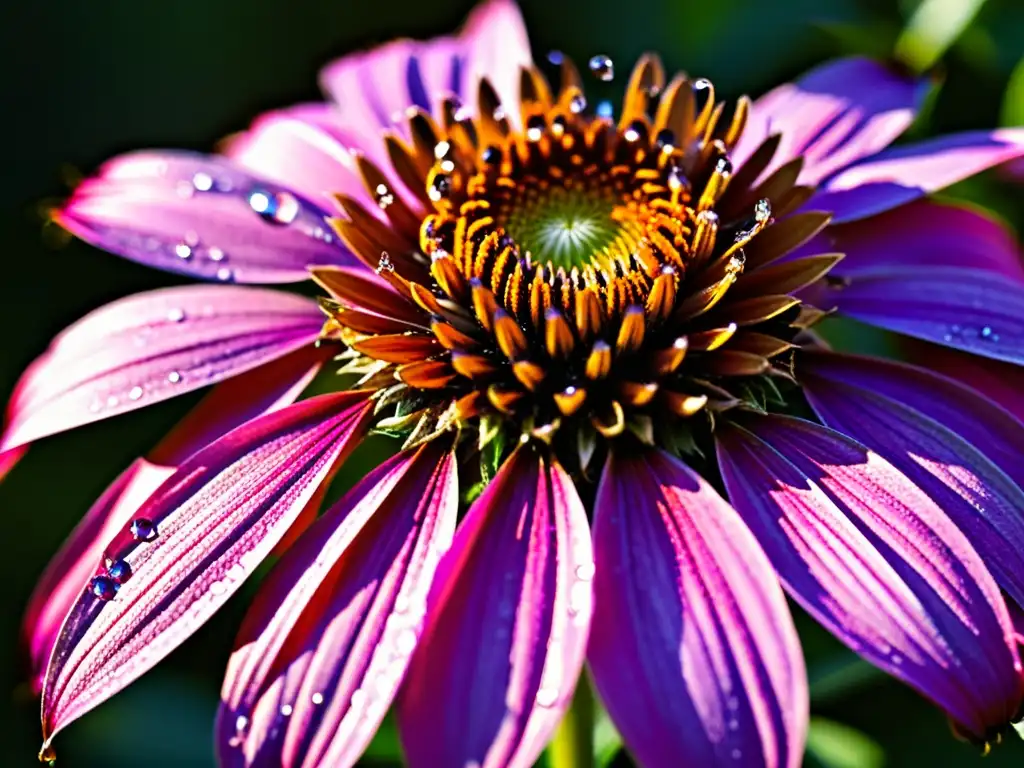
[314,54,841,472]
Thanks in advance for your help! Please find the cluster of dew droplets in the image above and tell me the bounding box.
[88,517,158,601]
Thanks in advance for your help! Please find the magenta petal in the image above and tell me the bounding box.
[57,150,353,282]
[799,360,1024,616]
[39,391,372,746]
[0,285,324,453]
[397,447,593,768]
[589,449,807,768]
[811,128,1024,222]
[793,200,1024,281]
[217,443,458,768]
[717,416,1024,738]
[733,57,925,185]
[0,445,26,482]
[824,266,1024,365]
[319,0,531,140]
[22,346,327,691]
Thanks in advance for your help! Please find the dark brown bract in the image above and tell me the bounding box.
[313,55,841,468]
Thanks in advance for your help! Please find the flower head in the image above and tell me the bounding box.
[9,2,1024,766]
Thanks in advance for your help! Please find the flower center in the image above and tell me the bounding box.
[314,55,837,471]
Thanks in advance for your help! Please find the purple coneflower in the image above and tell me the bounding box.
[7,1,1024,766]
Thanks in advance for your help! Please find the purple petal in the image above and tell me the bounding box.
[217,443,458,768]
[588,448,807,768]
[797,351,1024,492]
[22,346,328,692]
[57,151,353,282]
[717,416,1024,739]
[733,57,926,185]
[40,391,372,747]
[223,104,397,215]
[1,285,325,453]
[906,344,1024,423]
[799,357,1024,616]
[319,0,531,139]
[811,128,1024,222]
[397,447,593,768]
[792,200,1024,281]
[824,266,1024,365]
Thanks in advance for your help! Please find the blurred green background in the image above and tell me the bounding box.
[1,0,1023,765]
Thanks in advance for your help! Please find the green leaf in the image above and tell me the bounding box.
[1002,57,1024,126]
[894,0,989,73]
[806,717,885,768]
[808,651,886,705]
[363,712,404,761]
[594,707,624,767]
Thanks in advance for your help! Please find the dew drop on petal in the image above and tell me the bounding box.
[192,172,213,192]
[394,628,417,656]
[547,50,564,66]
[131,517,157,542]
[90,575,118,601]
[167,371,182,384]
[311,692,324,706]
[248,188,300,225]
[128,386,144,401]
[575,562,596,580]
[535,686,559,707]
[107,559,132,584]
[208,247,226,262]
[596,100,614,119]
[166,307,186,323]
[216,267,234,282]
[569,93,587,114]
[588,54,614,82]
[175,243,193,260]
[280,704,293,717]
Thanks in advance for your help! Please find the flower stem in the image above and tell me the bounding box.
[549,675,595,768]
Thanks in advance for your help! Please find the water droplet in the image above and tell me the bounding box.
[107,559,132,584]
[596,100,614,119]
[754,198,771,222]
[694,78,712,91]
[547,50,564,66]
[429,174,451,202]
[656,129,676,151]
[311,692,324,705]
[175,243,193,260]
[375,182,395,210]
[90,575,118,601]
[183,231,199,248]
[526,115,545,142]
[167,371,182,384]
[210,580,227,596]
[667,163,684,191]
[248,188,300,225]
[981,325,994,339]
[280,704,293,717]
[726,695,739,711]
[128,386,144,401]
[891,653,903,665]
[588,54,614,82]
[394,628,417,655]
[728,718,739,731]
[350,689,368,709]
[716,157,733,177]
[131,518,157,542]
[623,123,642,143]
[377,252,394,274]
[434,141,451,161]
[575,562,596,580]
[167,307,186,323]
[569,93,587,114]
[192,172,214,192]
[492,105,507,122]
[216,267,234,281]
[106,395,119,408]
[731,748,742,760]
[208,247,226,262]
[482,145,503,165]
[536,687,559,707]
[228,714,249,747]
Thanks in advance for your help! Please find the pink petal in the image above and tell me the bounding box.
[318,0,531,142]
[588,449,807,768]
[22,346,328,692]
[397,447,593,768]
[811,128,1024,222]
[57,151,354,282]
[39,391,373,748]
[223,104,395,215]
[823,266,1024,365]
[733,58,926,185]
[217,443,458,768]
[1,285,325,453]
[793,200,1024,281]
[905,343,1024,423]
[717,416,1024,739]
[799,358,1024,616]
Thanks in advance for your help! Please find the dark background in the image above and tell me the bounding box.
[1,0,1023,765]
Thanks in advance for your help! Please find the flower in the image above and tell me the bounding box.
[8,1,1024,765]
